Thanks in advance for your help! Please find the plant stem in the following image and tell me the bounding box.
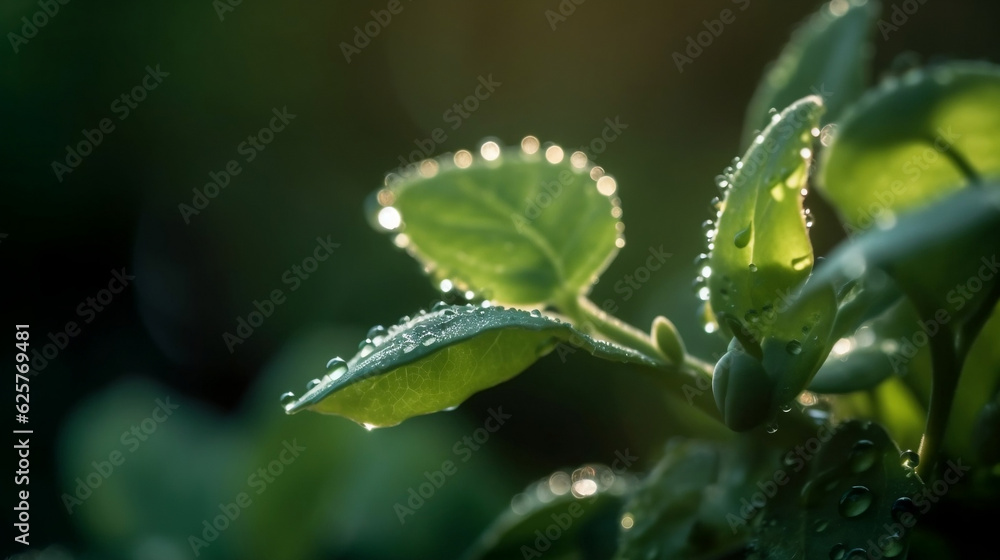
[567,295,669,364]
[561,296,821,444]
[916,323,963,480]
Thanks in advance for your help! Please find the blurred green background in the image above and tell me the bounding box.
[3,0,999,558]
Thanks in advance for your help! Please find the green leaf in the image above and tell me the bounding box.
[742,0,880,148]
[707,96,825,342]
[945,301,1000,463]
[652,315,686,365]
[281,304,662,427]
[462,465,632,560]
[809,299,918,394]
[830,377,927,455]
[369,140,624,307]
[761,283,838,407]
[819,61,1000,231]
[615,439,780,559]
[793,185,1000,327]
[713,283,838,432]
[752,420,925,560]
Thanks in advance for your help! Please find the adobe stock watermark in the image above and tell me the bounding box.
[188,439,306,556]
[51,65,168,182]
[553,245,671,364]
[518,450,637,559]
[7,0,72,54]
[212,0,245,21]
[889,254,998,373]
[672,0,752,73]
[680,285,801,405]
[845,126,961,236]
[544,0,587,30]
[512,116,628,233]
[178,106,296,224]
[340,0,413,63]
[726,422,841,532]
[602,246,673,313]
[394,407,512,524]
[51,65,169,183]
[396,74,502,173]
[860,457,969,559]
[28,268,135,377]
[223,236,340,353]
[877,0,930,40]
[60,397,180,514]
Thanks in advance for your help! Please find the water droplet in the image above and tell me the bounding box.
[820,124,839,147]
[749,263,758,272]
[367,325,386,340]
[781,403,793,413]
[306,378,321,390]
[570,466,598,498]
[694,252,709,265]
[431,301,448,312]
[701,219,715,232]
[422,336,437,346]
[845,549,867,560]
[849,440,878,473]
[900,450,919,469]
[529,309,542,318]
[766,422,778,434]
[279,392,296,406]
[813,519,828,532]
[761,304,775,322]
[830,543,847,560]
[377,206,402,231]
[745,309,760,323]
[358,338,373,350]
[839,486,873,517]
[326,357,348,381]
[891,497,917,523]
[698,287,711,301]
[786,340,802,355]
[734,224,753,248]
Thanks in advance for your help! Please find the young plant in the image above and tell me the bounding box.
[282,1,1000,557]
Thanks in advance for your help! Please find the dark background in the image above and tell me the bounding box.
[3,1,999,558]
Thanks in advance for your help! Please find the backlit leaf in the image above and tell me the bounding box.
[819,61,1000,231]
[281,304,662,427]
[707,96,824,342]
[742,0,879,148]
[369,140,624,307]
